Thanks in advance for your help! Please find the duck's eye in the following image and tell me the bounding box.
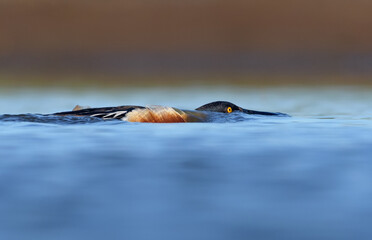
[227,107,233,113]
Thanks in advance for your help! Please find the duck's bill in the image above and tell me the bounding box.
[241,108,289,117]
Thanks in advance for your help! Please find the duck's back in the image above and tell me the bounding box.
[53,105,207,123]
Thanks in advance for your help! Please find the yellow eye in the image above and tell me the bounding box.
[227,107,233,113]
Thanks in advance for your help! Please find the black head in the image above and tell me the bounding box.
[195,101,287,116]
[195,101,242,113]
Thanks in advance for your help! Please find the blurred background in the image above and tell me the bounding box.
[1,0,372,87]
[2,2,372,240]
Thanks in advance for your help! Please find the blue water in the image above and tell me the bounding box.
[1,86,372,240]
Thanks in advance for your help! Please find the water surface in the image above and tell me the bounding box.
[1,86,372,240]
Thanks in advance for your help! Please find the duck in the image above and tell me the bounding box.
[53,101,288,123]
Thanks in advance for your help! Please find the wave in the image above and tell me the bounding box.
[0,114,105,124]
[0,112,277,124]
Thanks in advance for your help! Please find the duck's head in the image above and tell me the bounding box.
[195,101,286,116]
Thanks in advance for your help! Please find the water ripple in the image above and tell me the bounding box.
[0,114,105,124]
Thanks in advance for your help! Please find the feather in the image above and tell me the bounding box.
[72,105,90,111]
[126,106,186,123]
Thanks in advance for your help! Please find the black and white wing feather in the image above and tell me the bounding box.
[53,105,145,120]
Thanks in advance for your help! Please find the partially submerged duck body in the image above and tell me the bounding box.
[55,105,207,123]
[53,101,288,123]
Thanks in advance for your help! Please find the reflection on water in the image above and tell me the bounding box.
[1,87,372,240]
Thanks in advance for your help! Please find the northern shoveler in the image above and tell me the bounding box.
[53,101,288,123]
